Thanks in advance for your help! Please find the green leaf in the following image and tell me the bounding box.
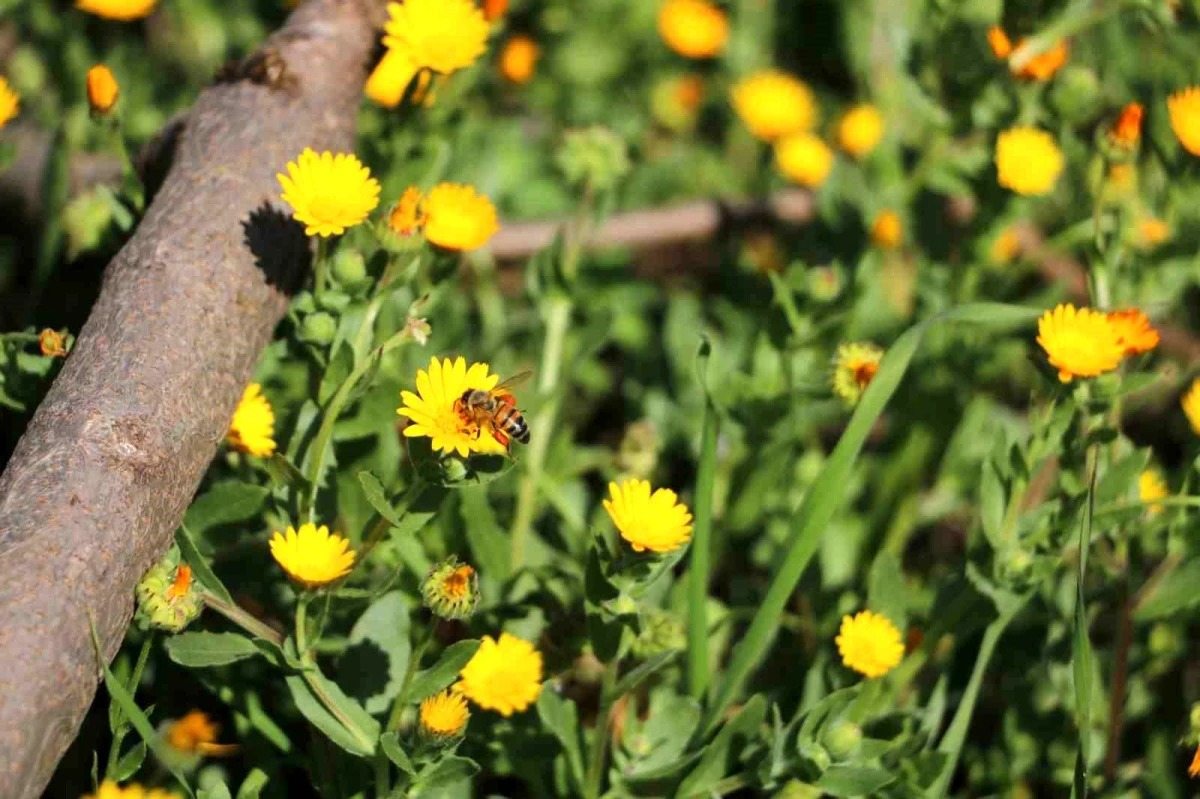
[358,471,404,527]
[979,459,1005,549]
[414,755,479,792]
[405,640,480,702]
[175,524,232,604]
[285,671,380,757]
[1134,559,1200,620]
[165,632,262,668]
[198,783,232,799]
[380,731,417,776]
[610,651,678,700]
[460,487,511,582]
[866,551,907,629]
[110,742,146,782]
[235,769,269,799]
[1095,450,1149,506]
[184,482,269,533]
[536,690,586,791]
[343,592,411,714]
[705,303,1040,733]
[319,341,355,405]
[266,453,312,494]
[816,765,895,796]
[677,694,767,798]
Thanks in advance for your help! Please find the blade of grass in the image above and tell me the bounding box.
[688,337,720,700]
[1072,449,1099,798]
[701,303,1039,735]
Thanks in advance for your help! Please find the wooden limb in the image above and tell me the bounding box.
[0,2,381,795]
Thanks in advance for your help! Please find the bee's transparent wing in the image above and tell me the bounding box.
[491,369,533,396]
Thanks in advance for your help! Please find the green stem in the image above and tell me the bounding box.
[296,594,311,660]
[111,120,144,212]
[584,658,618,799]
[375,749,391,798]
[104,634,154,778]
[387,624,435,732]
[687,395,719,700]
[201,590,285,646]
[509,295,571,567]
[313,237,330,301]
[348,479,427,582]
[767,271,806,338]
[303,670,375,752]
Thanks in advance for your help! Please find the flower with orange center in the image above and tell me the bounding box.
[1035,304,1124,383]
[1168,87,1200,156]
[39,328,68,358]
[398,356,509,457]
[1106,309,1159,356]
[388,186,426,236]
[657,0,728,59]
[499,35,540,84]
[86,65,120,115]
[165,564,192,601]
[870,210,903,250]
[164,710,238,757]
[422,557,480,619]
[1109,102,1143,149]
[832,342,883,406]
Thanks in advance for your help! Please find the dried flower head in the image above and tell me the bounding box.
[422,557,480,619]
[135,548,203,633]
[39,328,68,358]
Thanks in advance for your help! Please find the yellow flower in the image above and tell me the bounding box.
[603,478,694,554]
[499,35,540,84]
[837,104,884,158]
[775,132,834,188]
[832,342,883,406]
[1139,469,1168,516]
[835,610,904,679]
[165,710,238,757]
[277,148,381,237]
[1168,87,1200,156]
[226,383,276,457]
[83,781,182,799]
[990,227,1021,264]
[1106,309,1160,356]
[1035,304,1124,383]
[389,186,426,236]
[0,77,19,130]
[1109,102,1143,149]
[384,0,489,76]
[419,689,470,738]
[457,633,543,716]
[657,0,728,59]
[995,127,1064,196]
[86,65,120,115]
[397,356,508,457]
[76,0,157,20]
[365,49,433,108]
[269,523,356,589]
[423,183,500,251]
[732,70,817,141]
[1182,378,1200,436]
[1138,217,1170,249]
[39,328,68,358]
[870,210,902,250]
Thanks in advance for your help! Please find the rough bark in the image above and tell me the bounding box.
[0,2,381,796]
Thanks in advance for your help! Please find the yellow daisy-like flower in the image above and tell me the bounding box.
[269,523,356,589]
[422,183,500,251]
[76,0,156,20]
[732,70,817,142]
[832,342,883,406]
[603,478,694,554]
[365,49,433,109]
[657,0,729,59]
[1106,309,1160,356]
[499,35,540,85]
[0,77,19,130]
[277,148,381,238]
[226,386,274,451]
[775,132,834,188]
[419,689,470,738]
[457,633,543,716]
[837,104,884,158]
[1139,469,1168,516]
[165,711,238,757]
[83,781,182,799]
[1138,217,1170,249]
[226,383,276,457]
[835,610,904,679]
[1182,378,1200,436]
[397,356,508,457]
[996,127,1064,196]
[1036,304,1124,384]
[384,0,489,76]
[870,210,903,250]
[86,65,120,115]
[1168,87,1200,156]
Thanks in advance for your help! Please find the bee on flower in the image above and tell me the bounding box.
[398,356,528,457]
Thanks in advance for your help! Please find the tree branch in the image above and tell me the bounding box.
[0,2,382,795]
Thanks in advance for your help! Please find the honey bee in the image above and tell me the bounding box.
[455,371,532,449]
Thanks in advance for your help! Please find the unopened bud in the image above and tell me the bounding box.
[331,248,368,289]
[135,548,203,633]
[86,65,119,116]
[299,311,337,345]
[39,328,68,358]
[821,719,863,760]
[422,557,480,620]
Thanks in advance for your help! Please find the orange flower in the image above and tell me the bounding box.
[499,35,539,84]
[1109,102,1143,149]
[990,28,1068,80]
[1190,744,1200,778]
[86,65,120,115]
[987,26,1012,59]
[165,564,193,600]
[1106,309,1160,356]
[482,0,506,21]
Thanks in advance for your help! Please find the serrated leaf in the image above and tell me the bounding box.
[165,632,261,668]
[405,640,481,703]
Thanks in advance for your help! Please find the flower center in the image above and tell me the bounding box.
[309,195,348,223]
[443,566,474,598]
[166,564,192,600]
[852,361,878,390]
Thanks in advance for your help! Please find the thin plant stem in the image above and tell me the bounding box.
[104,633,154,778]
[201,590,285,647]
[313,237,330,301]
[688,378,719,699]
[296,594,311,660]
[584,657,618,799]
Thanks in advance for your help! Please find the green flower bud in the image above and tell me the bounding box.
[1148,622,1182,658]
[332,248,369,289]
[798,741,831,772]
[421,557,480,620]
[299,311,337,345]
[997,547,1033,584]
[135,547,203,633]
[805,264,844,303]
[631,608,685,659]
[555,126,631,192]
[821,719,863,760]
[316,291,351,313]
[1049,67,1102,125]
